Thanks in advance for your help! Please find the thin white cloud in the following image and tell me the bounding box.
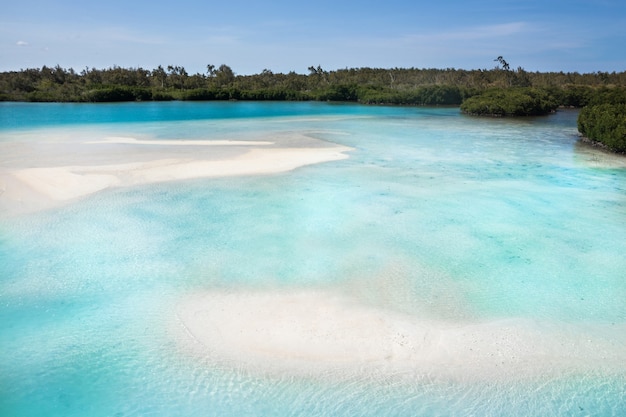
[73,26,166,46]
[16,40,29,46]
[202,34,241,46]
[402,22,530,44]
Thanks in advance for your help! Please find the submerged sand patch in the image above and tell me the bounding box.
[0,133,351,215]
[175,290,626,379]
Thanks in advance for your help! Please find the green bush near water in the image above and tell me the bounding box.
[578,104,626,153]
[84,86,153,102]
[460,88,558,116]
[357,85,469,105]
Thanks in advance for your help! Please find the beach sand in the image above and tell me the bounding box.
[0,133,351,215]
[175,289,626,380]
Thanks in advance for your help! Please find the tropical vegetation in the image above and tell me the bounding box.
[578,104,626,153]
[1,63,625,105]
[460,88,558,116]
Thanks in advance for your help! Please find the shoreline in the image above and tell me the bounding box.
[578,135,626,156]
[174,289,626,380]
[0,133,352,215]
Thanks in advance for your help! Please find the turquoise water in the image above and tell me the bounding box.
[1,102,625,416]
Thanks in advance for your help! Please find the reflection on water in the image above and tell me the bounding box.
[1,103,625,416]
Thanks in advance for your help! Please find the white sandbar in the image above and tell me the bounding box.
[91,137,274,146]
[0,134,351,215]
[175,290,626,379]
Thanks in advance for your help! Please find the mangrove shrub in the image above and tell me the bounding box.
[460,88,558,116]
[578,103,626,153]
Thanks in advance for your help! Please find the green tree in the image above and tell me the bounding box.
[167,65,188,90]
[215,64,235,87]
[152,65,167,88]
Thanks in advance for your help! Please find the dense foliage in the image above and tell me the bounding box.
[1,64,625,106]
[578,104,626,153]
[460,88,558,116]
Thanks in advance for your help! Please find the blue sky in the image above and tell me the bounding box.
[1,0,625,74]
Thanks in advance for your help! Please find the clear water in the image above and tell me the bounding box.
[1,102,625,416]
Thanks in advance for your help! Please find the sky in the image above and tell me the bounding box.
[1,0,625,75]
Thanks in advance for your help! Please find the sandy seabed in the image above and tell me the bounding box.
[0,133,351,215]
[174,289,626,380]
[2,129,625,382]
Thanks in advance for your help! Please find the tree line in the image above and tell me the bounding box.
[1,64,625,105]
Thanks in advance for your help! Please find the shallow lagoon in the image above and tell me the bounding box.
[1,102,625,416]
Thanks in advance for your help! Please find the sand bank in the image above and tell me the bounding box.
[90,137,275,146]
[175,290,626,379]
[0,134,351,215]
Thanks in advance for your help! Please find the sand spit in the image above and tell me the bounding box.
[175,290,626,379]
[0,134,351,215]
[90,137,275,146]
